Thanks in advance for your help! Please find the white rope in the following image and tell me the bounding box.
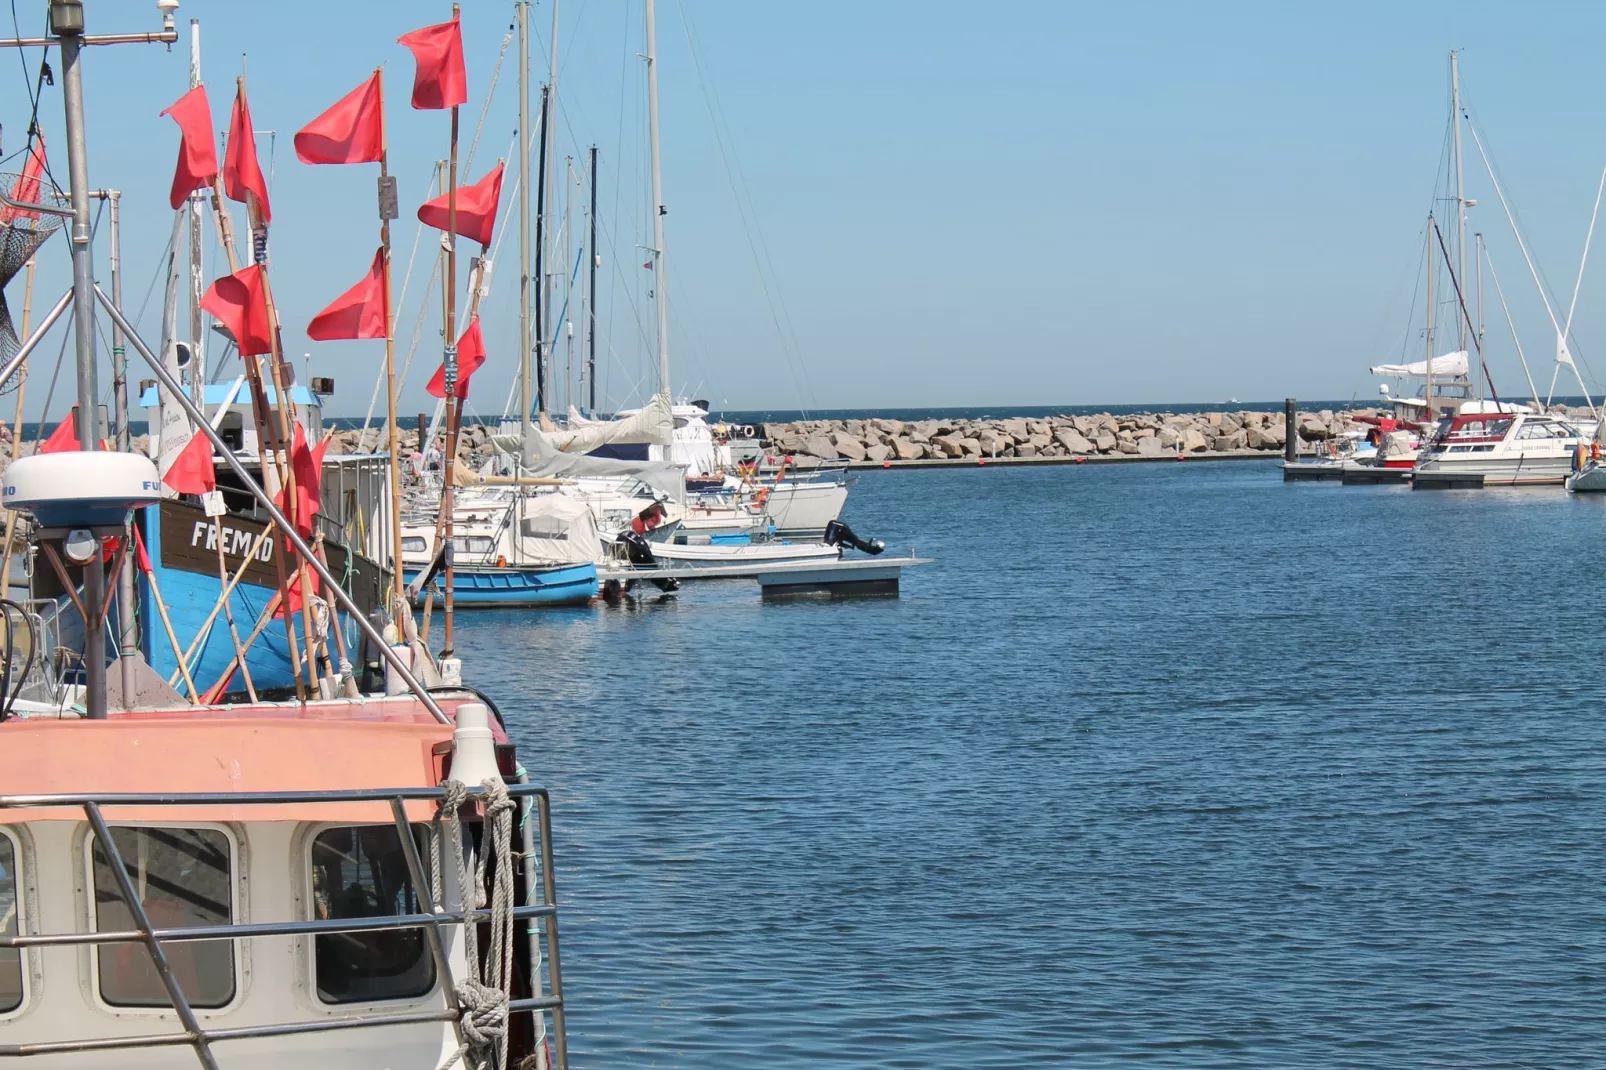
[435,777,518,1070]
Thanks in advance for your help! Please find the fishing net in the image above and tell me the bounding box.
[0,168,67,392]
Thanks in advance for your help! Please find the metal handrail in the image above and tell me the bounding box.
[1,783,568,1069]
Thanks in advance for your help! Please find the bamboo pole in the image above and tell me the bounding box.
[170,522,270,687]
[377,69,407,604]
[439,40,462,661]
[213,515,257,703]
[134,529,199,702]
[0,256,37,599]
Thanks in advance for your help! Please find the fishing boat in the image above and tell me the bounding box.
[400,490,600,607]
[0,6,573,1067]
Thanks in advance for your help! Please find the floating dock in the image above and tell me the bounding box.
[599,555,929,599]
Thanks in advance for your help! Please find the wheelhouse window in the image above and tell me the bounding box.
[310,825,434,1004]
[92,826,235,1008]
[401,536,428,553]
[0,833,22,1012]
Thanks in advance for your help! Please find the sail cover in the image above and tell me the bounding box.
[517,494,605,566]
[490,391,673,459]
[1371,351,1469,378]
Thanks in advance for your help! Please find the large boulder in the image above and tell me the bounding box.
[801,433,839,459]
[865,442,891,463]
[933,434,969,458]
[1001,418,1031,441]
[1156,425,1182,449]
[1298,416,1332,441]
[1055,428,1095,453]
[1135,435,1166,458]
[1181,427,1210,452]
[832,433,867,461]
[892,437,925,460]
[1094,432,1118,453]
[977,430,1009,455]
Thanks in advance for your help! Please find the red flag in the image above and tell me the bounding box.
[224,85,272,223]
[272,424,328,538]
[39,414,78,454]
[162,431,216,495]
[294,71,384,165]
[274,565,320,619]
[425,316,486,400]
[159,86,218,210]
[416,161,504,247]
[0,133,46,224]
[398,14,467,110]
[201,265,274,356]
[307,248,388,340]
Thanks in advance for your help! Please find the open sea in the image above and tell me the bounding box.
[463,458,1606,1069]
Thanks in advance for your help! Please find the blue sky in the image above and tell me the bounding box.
[5,0,1606,418]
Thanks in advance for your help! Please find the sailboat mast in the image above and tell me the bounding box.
[1425,213,1436,422]
[518,1,532,444]
[1451,51,1468,368]
[541,0,560,417]
[645,0,671,398]
[587,143,598,415]
[533,85,550,419]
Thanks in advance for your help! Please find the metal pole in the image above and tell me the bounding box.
[94,286,453,726]
[587,144,598,416]
[106,190,137,703]
[518,2,532,451]
[56,4,106,719]
[645,0,672,399]
[378,70,405,601]
[440,9,462,662]
[1283,398,1296,463]
[1451,51,1467,363]
[1425,214,1436,421]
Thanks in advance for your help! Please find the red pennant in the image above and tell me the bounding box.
[132,524,155,575]
[159,86,218,210]
[307,248,388,340]
[224,85,272,223]
[0,133,47,224]
[272,424,328,538]
[39,414,78,454]
[426,316,486,400]
[416,161,504,247]
[201,265,273,357]
[295,71,384,165]
[274,565,320,620]
[398,14,467,110]
[162,431,217,496]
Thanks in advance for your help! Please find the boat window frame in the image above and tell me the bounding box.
[0,825,28,1019]
[302,821,439,1009]
[83,820,243,1016]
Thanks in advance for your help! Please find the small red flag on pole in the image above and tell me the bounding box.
[159,86,218,210]
[398,13,467,111]
[294,72,384,165]
[307,249,389,340]
[425,315,486,400]
[224,84,272,223]
[162,432,217,496]
[416,161,504,247]
[38,414,79,454]
[0,133,46,224]
[201,265,274,356]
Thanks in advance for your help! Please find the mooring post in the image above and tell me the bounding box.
[1284,398,1297,462]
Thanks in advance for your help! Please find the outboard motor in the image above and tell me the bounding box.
[617,530,680,592]
[823,519,885,556]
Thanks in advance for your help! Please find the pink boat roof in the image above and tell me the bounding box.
[0,694,509,823]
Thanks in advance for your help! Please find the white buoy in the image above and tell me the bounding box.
[449,702,501,785]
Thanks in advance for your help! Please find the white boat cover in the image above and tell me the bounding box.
[517,494,606,566]
[1371,351,1469,378]
[518,452,686,506]
[490,391,673,458]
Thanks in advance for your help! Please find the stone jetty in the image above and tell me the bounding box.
[755,409,1378,465]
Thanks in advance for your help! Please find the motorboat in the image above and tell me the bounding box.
[1413,403,1594,487]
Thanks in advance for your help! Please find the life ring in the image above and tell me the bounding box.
[741,424,756,439]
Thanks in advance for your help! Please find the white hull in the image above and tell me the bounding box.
[649,541,841,569]
[1567,460,1606,492]
[762,480,849,537]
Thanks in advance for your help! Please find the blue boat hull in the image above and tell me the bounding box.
[139,503,386,696]
[403,562,599,607]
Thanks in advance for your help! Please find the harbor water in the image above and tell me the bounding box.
[470,461,1606,1068]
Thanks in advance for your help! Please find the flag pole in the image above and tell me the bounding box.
[377,67,406,605]
[439,3,462,669]
[237,72,318,699]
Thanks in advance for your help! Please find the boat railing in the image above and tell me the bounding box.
[0,781,568,1070]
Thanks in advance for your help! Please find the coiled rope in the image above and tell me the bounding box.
[435,777,519,1070]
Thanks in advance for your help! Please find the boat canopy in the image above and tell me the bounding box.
[1370,351,1469,378]
[519,494,607,566]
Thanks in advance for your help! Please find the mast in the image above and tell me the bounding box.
[188,19,204,391]
[587,143,598,414]
[1475,231,1485,369]
[55,3,108,716]
[543,0,560,414]
[533,84,550,421]
[518,1,532,448]
[645,0,671,398]
[1451,51,1467,362]
[564,155,574,411]
[1425,214,1436,422]
[377,68,405,601]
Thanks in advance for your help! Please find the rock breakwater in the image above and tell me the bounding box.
[759,409,1374,464]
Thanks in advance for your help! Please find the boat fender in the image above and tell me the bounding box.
[1575,444,1588,472]
[823,519,885,556]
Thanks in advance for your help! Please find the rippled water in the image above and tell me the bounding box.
[466,461,1606,1068]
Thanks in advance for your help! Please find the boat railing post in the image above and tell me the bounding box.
[83,801,221,1070]
[534,787,569,1070]
[1284,399,1297,462]
[387,797,468,1055]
